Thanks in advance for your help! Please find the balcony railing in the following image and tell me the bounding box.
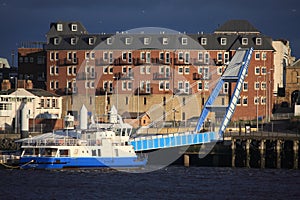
[153,72,172,80]
[95,88,113,95]
[134,87,153,95]
[58,58,78,66]
[113,72,134,80]
[76,72,97,80]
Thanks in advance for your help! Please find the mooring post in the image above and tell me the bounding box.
[276,140,282,169]
[293,140,299,169]
[184,154,190,167]
[259,140,266,168]
[246,139,251,168]
[231,139,236,167]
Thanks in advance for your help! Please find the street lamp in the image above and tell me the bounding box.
[256,76,261,132]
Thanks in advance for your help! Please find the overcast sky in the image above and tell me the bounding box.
[0,0,299,65]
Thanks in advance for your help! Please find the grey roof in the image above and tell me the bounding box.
[44,20,274,52]
[198,33,274,51]
[214,20,260,34]
[46,21,88,39]
[27,88,60,97]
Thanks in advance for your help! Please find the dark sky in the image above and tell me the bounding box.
[1,0,299,65]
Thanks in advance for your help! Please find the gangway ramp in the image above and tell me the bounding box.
[130,131,218,152]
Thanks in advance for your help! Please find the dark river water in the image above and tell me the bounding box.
[0,166,299,200]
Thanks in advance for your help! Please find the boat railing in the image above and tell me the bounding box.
[22,138,81,147]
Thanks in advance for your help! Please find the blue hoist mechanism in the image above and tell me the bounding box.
[130,47,254,151]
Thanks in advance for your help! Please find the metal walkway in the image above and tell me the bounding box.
[130,48,253,152]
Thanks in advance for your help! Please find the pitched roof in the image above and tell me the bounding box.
[46,21,88,39]
[27,88,60,97]
[214,20,260,34]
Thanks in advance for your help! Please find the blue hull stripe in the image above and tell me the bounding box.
[20,157,147,169]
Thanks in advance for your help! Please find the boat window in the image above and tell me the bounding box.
[115,129,121,136]
[115,149,119,157]
[59,149,69,157]
[92,150,96,156]
[122,129,126,136]
[127,128,132,135]
[23,148,34,156]
[98,149,101,156]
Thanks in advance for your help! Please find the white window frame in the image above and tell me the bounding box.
[144,37,150,45]
[125,37,131,45]
[255,52,260,60]
[261,96,266,105]
[54,37,59,45]
[254,96,260,105]
[242,96,248,106]
[57,23,63,31]
[198,81,203,91]
[178,52,183,61]
[89,37,94,45]
[107,37,112,45]
[242,38,248,45]
[255,82,260,90]
[184,66,190,74]
[71,24,77,32]
[224,52,229,64]
[223,82,228,94]
[261,66,267,75]
[165,81,170,90]
[255,66,260,75]
[198,52,203,61]
[243,82,248,91]
[159,81,164,91]
[181,37,188,45]
[162,37,168,45]
[201,38,207,45]
[217,52,223,61]
[256,38,262,45]
[217,67,223,75]
[204,52,210,64]
[261,82,267,90]
[71,37,76,45]
[178,66,183,74]
[184,52,190,64]
[204,81,209,91]
[221,38,227,45]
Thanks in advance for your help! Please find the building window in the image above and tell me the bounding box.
[262,52,267,60]
[261,66,267,75]
[163,37,168,45]
[55,52,59,60]
[57,23,63,31]
[146,52,151,63]
[122,81,126,91]
[140,52,145,60]
[181,37,188,45]
[71,38,76,45]
[255,66,260,75]
[178,81,183,91]
[185,82,190,93]
[236,97,241,106]
[184,52,190,64]
[223,82,228,93]
[255,52,260,60]
[184,66,190,74]
[261,96,266,104]
[128,52,132,63]
[71,24,77,31]
[54,37,59,45]
[242,96,248,106]
[220,38,227,45]
[125,96,129,105]
[165,81,170,90]
[201,38,207,45]
[165,52,170,63]
[198,81,203,90]
[255,82,260,90]
[144,37,150,45]
[203,67,209,79]
[242,38,248,45]
[178,66,183,74]
[143,97,147,105]
[125,37,131,45]
[204,81,209,90]
[89,37,95,45]
[178,52,183,61]
[256,38,262,45]
[198,52,203,61]
[217,67,223,75]
[261,82,266,90]
[122,52,127,60]
[107,37,112,45]
[254,96,260,105]
[217,52,222,61]
[224,52,229,64]
[204,52,210,64]
[243,82,248,91]
[159,81,164,90]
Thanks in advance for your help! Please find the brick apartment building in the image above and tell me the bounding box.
[18,20,276,126]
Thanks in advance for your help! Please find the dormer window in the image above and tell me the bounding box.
[71,37,76,45]
[144,37,150,45]
[54,37,59,45]
[57,24,63,31]
[181,37,188,45]
[256,37,262,45]
[163,37,168,45]
[125,37,131,45]
[221,38,227,45]
[89,37,95,45]
[71,24,77,32]
[201,38,207,45]
[242,38,248,45]
[107,38,112,45]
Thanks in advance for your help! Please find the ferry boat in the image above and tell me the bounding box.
[17,108,147,170]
